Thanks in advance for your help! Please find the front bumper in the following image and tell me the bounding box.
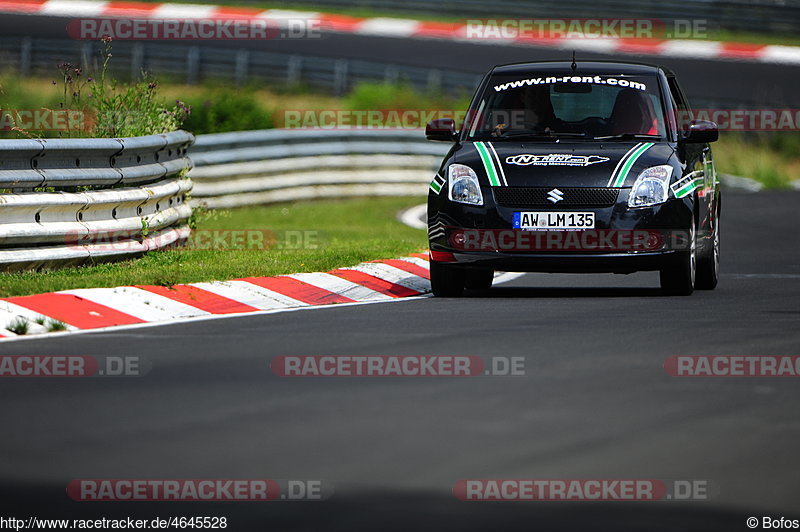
[428,187,693,274]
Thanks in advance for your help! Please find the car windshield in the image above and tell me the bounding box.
[464,72,668,141]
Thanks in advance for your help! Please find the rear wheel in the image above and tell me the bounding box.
[430,260,465,297]
[660,218,696,296]
[696,213,720,290]
[464,269,494,291]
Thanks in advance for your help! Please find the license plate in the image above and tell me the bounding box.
[513,212,595,230]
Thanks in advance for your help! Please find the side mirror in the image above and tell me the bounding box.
[683,119,718,143]
[426,118,457,142]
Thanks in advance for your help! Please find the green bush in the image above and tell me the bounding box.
[347,81,471,109]
[344,82,423,110]
[182,88,273,134]
[343,81,472,128]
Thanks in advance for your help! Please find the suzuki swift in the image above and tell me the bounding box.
[426,60,720,297]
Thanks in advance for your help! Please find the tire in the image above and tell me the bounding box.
[696,212,720,290]
[660,217,696,296]
[464,269,494,291]
[430,260,465,297]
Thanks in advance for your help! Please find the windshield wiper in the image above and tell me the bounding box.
[500,131,587,139]
[593,133,662,141]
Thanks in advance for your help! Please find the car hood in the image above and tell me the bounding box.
[455,141,674,188]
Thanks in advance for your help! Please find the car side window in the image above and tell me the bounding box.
[667,77,693,134]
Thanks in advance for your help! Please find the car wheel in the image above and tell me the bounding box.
[660,217,696,296]
[464,269,494,291]
[430,260,465,297]
[696,213,720,290]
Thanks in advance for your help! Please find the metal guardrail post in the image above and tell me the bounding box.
[333,59,349,96]
[235,49,250,87]
[427,69,442,92]
[287,55,303,86]
[80,42,93,71]
[384,65,399,84]
[19,37,31,77]
[186,46,200,85]
[130,43,144,80]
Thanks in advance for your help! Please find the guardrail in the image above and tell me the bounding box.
[1,128,444,271]
[0,36,762,109]
[0,131,195,271]
[189,129,448,209]
[0,37,481,96]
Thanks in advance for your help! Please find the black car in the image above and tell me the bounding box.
[426,60,720,296]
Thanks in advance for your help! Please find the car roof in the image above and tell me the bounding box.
[491,60,666,76]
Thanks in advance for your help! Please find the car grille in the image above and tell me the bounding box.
[493,187,620,207]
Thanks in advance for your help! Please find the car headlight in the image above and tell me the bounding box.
[628,165,673,208]
[448,164,484,206]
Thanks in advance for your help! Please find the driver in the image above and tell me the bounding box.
[492,85,565,136]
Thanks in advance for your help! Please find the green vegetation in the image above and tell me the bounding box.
[344,81,470,113]
[0,197,427,298]
[182,87,273,133]
[713,133,800,188]
[1,39,187,138]
[7,317,29,335]
[177,79,470,132]
[45,319,68,332]
[0,75,341,137]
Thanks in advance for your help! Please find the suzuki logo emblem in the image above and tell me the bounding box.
[547,189,564,203]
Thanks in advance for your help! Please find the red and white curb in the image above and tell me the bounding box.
[1,0,799,65]
[0,253,432,340]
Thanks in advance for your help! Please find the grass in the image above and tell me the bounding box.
[45,319,68,332]
[7,318,29,335]
[0,197,427,298]
[698,29,800,47]
[713,134,800,188]
[2,75,467,137]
